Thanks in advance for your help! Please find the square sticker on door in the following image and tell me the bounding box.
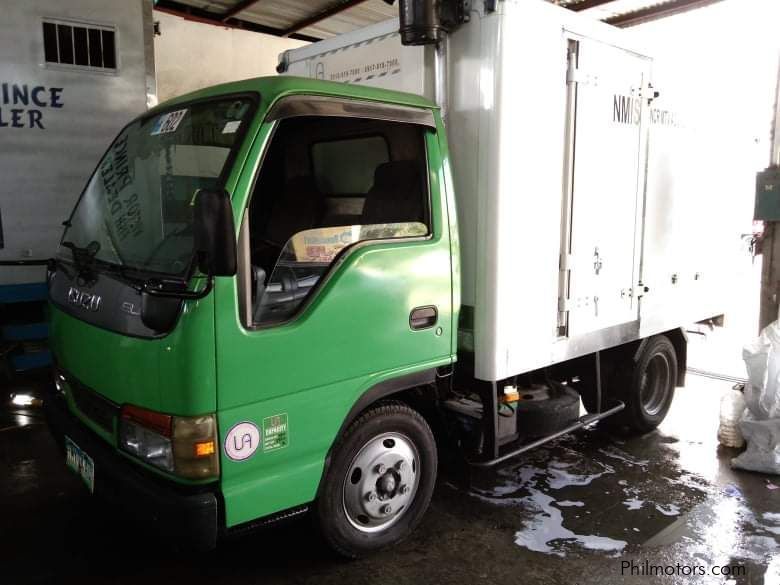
[262,413,289,452]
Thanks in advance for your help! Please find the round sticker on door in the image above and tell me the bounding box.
[224,421,261,461]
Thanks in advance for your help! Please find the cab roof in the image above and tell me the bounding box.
[150,75,437,115]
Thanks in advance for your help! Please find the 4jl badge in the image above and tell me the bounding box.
[262,413,289,452]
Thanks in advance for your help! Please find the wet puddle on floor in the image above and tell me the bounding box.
[459,431,699,557]
[455,427,778,566]
[445,375,780,582]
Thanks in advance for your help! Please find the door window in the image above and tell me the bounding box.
[311,135,389,194]
[246,115,430,326]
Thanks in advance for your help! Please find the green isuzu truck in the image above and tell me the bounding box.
[47,78,456,555]
[44,0,729,558]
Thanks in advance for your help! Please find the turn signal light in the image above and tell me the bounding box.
[118,405,219,479]
[194,440,216,457]
[173,415,220,479]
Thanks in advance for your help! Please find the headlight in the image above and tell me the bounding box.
[54,370,68,396]
[119,405,219,479]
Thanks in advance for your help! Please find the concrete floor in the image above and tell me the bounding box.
[2,352,779,585]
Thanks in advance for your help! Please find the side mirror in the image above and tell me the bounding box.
[141,293,182,332]
[193,189,237,276]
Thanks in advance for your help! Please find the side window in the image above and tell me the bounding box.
[247,115,430,327]
[312,136,389,194]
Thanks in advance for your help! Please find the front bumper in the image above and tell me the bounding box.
[43,388,220,551]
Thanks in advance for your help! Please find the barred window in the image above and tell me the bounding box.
[43,20,116,71]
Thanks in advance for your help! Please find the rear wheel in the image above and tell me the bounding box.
[316,402,437,558]
[604,335,678,434]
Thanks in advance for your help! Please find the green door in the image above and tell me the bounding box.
[213,97,455,527]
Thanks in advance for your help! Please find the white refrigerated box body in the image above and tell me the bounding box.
[280,0,736,381]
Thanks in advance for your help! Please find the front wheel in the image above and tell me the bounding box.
[316,402,437,558]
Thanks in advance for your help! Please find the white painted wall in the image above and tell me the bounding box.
[0,0,154,285]
[153,11,307,102]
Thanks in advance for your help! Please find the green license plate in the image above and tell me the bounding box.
[65,436,95,493]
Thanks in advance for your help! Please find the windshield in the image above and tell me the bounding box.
[58,96,255,277]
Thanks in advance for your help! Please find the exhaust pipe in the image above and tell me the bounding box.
[434,40,448,123]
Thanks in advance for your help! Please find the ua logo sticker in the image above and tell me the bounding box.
[234,433,253,451]
[224,421,260,461]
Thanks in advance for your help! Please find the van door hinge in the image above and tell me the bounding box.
[567,68,598,87]
[642,82,661,104]
[626,283,650,299]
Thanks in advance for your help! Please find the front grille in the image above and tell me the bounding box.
[67,375,119,433]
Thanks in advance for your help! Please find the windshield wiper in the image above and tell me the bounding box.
[58,240,211,300]
[61,240,100,282]
[88,257,210,300]
[64,253,211,301]
[91,259,145,284]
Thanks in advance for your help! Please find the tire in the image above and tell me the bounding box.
[515,383,580,438]
[316,402,437,558]
[604,335,678,434]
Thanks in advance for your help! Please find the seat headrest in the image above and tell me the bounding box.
[372,161,421,194]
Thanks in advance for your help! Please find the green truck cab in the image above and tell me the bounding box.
[46,77,458,555]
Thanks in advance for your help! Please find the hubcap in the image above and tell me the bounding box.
[640,353,671,416]
[342,432,420,533]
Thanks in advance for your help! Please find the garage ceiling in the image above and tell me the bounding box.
[153,0,723,41]
[560,0,724,26]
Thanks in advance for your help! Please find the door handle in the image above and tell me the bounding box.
[410,306,437,330]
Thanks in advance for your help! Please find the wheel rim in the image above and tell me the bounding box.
[640,353,672,416]
[342,432,420,533]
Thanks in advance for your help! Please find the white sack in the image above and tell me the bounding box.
[731,414,780,474]
[732,321,780,474]
[742,321,780,420]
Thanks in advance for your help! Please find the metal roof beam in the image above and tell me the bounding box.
[607,0,726,27]
[281,0,370,37]
[220,0,264,21]
[564,0,618,11]
[153,0,321,42]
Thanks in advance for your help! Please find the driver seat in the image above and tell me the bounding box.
[361,161,424,226]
